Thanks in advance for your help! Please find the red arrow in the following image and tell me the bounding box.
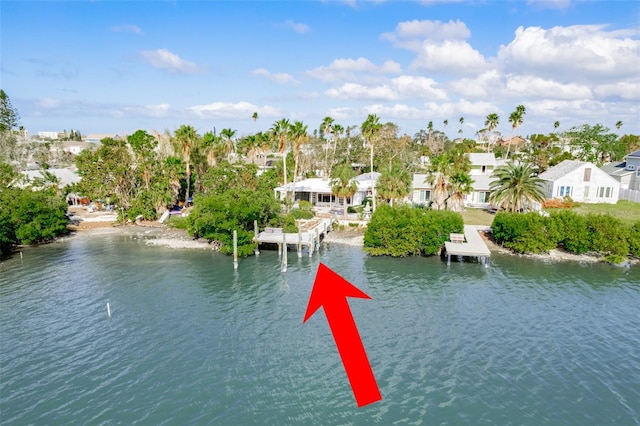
[303,263,382,407]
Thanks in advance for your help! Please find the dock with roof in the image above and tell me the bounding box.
[444,225,491,266]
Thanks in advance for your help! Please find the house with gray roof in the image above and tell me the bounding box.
[602,149,640,191]
[538,160,619,204]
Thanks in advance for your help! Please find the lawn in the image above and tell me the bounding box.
[460,208,495,226]
[567,200,640,227]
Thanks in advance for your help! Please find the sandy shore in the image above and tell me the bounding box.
[323,230,365,246]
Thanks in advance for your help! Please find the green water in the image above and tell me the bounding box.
[1,234,639,425]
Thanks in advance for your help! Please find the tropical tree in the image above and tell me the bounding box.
[361,114,382,211]
[320,116,335,177]
[484,113,500,152]
[270,118,291,200]
[376,162,411,207]
[330,163,358,219]
[554,121,560,131]
[565,124,624,165]
[202,130,222,167]
[616,121,623,131]
[443,119,448,129]
[220,128,237,157]
[489,162,546,212]
[252,112,259,122]
[425,149,472,211]
[506,105,525,159]
[458,116,464,138]
[329,123,344,178]
[290,120,308,182]
[0,90,20,132]
[174,125,199,206]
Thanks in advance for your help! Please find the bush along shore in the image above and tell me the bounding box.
[492,210,640,264]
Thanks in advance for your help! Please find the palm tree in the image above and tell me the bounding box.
[616,120,623,130]
[290,120,308,183]
[361,114,382,211]
[202,130,221,167]
[376,162,411,207]
[443,119,448,129]
[220,128,237,157]
[447,172,473,212]
[270,118,291,200]
[173,124,199,206]
[320,116,335,178]
[330,163,358,219]
[458,116,464,138]
[506,105,525,159]
[329,123,344,178]
[252,112,259,123]
[554,121,560,131]
[489,162,546,212]
[484,113,500,152]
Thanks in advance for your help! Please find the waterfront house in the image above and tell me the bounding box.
[601,149,640,191]
[411,153,504,208]
[538,160,619,204]
[274,172,380,208]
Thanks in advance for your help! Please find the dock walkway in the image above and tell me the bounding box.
[255,217,334,258]
[444,225,491,266]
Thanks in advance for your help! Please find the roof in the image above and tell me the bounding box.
[601,161,634,177]
[20,168,81,188]
[468,153,497,167]
[412,173,429,188]
[626,149,640,158]
[538,160,586,181]
[277,172,380,193]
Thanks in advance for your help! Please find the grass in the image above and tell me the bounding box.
[459,208,495,226]
[564,200,640,227]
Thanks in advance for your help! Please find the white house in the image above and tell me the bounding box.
[538,160,619,204]
[411,153,504,208]
[274,172,380,208]
[602,149,640,191]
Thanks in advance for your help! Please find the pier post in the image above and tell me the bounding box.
[297,229,302,258]
[316,228,320,251]
[254,220,260,256]
[309,232,314,257]
[447,253,451,266]
[281,232,287,272]
[233,230,238,270]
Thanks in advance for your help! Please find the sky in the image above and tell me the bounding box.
[1,0,639,140]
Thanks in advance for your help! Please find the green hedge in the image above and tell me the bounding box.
[364,205,463,257]
[492,211,638,263]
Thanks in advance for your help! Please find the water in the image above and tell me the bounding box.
[1,234,639,425]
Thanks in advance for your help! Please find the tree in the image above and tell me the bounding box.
[290,120,308,183]
[128,130,158,190]
[320,116,335,177]
[252,111,259,122]
[489,162,546,212]
[376,162,411,207]
[330,163,357,219]
[270,118,291,201]
[443,119,448,129]
[458,116,464,138]
[506,105,525,159]
[220,128,237,157]
[616,121,623,130]
[554,121,560,131]
[564,124,624,166]
[0,90,20,132]
[361,114,382,211]
[484,113,500,152]
[174,125,199,206]
[425,149,471,211]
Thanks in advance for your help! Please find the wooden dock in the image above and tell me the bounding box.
[444,225,491,266]
[255,217,334,258]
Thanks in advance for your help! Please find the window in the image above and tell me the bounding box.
[583,186,589,198]
[559,186,572,197]
[583,168,591,182]
[605,187,611,198]
[318,193,334,203]
[478,191,490,203]
[481,165,487,175]
[419,190,431,203]
[597,187,612,198]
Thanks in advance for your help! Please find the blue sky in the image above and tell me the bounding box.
[1,0,639,139]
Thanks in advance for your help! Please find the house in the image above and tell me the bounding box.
[411,153,504,208]
[538,160,619,204]
[18,168,81,189]
[602,149,640,191]
[274,172,380,208]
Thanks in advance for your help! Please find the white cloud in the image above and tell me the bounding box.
[449,70,503,99]
[505,75,592,100]
[123,103,171,118]
[410,40,489,74]
[325,76,447,101]
[497,25,640,80]
[37,98,62,109]
[594,80,640,100]
[381,19,471,49]
[365,103,427,120]
[284,19,310,34]
[188,101,281,120]
[325,107,357,121]
[111,24,143,34]
[140,48,203,74]
[252,68,299,85]
[306,57,402,82]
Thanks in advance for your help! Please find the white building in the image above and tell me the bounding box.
[274,172,380,208]
[37,131,60,139]
[538,160,619,204]
[602,149,640,191]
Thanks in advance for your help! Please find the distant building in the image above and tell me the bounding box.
[38,131,60,139]
[83,134,120,143]
[601,149,640,191]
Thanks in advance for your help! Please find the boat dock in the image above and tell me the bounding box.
[444,225,491,266]
[255,217,334,258]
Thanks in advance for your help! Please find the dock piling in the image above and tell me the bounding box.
[233,230,238,270]
[254,220,260,256]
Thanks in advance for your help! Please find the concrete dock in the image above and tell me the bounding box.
[444,225,491,266]
[256,217,334,258]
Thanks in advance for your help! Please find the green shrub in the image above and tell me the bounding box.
[548,209,590,254]
[348,222,360,227]
[298,200,313,211]
[492,212,556,254]
[364,205,463,257]
[347,205,363,214]
[585,214,629,263]
[629,221,640,258]
[290,208,314,220]
[168,215,189,229]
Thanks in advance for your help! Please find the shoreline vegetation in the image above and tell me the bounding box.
[49,208,637,266]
